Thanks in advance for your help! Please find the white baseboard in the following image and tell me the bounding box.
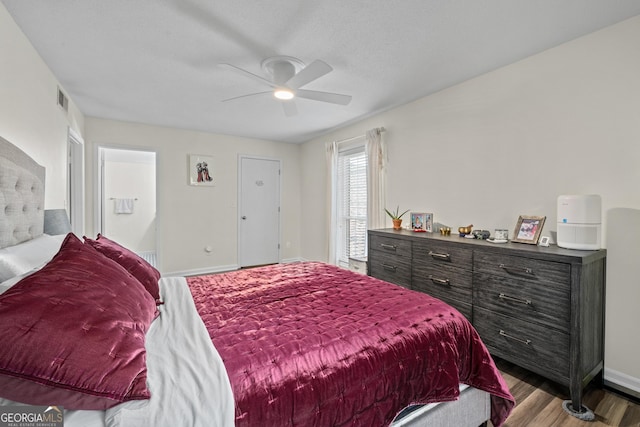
[164,264,239,278]
[604,367,640,399]
[281,257,306,263]
[164,259,311,277]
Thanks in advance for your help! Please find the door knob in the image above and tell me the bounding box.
[241,216,247,220]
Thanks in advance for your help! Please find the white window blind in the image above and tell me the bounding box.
[336,146,367,268]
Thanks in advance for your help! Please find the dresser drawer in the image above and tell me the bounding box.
[368,250,411,288]
[474,252,570,286]
[473,272,570,332]
[474,307,569,381]
[413,240,472,270]
[413,264,472,304]
[367,228,606,413]
[369,234,412,258]
[438,298,472,321]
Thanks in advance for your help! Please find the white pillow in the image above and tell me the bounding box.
[0,269,35,294]
[0,234,66,282]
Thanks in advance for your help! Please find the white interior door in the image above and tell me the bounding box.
[238,156,280,267]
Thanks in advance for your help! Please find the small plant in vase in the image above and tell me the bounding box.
[385,206,410,230]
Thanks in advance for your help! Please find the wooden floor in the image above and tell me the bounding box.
[494,358,640,427]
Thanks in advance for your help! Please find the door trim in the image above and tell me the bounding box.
[67,127,85,236]
[237,155,282,267]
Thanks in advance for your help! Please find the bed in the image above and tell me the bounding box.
[0,135,514,426]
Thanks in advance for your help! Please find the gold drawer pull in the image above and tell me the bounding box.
[499,330,532,346]
[428,251,451,261]
[498,293,532,305]
[499,263,533,275]
[381,263,397,272]
[428,275,450,286]
[380,243,397,251]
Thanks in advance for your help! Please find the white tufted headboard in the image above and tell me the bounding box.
[0,135,45,249]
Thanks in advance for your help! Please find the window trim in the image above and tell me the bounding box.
[335,142,367,268]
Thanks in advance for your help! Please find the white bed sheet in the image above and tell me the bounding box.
[0,276,235,427]
[0,234,66,282]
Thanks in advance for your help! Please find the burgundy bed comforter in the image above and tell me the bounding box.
[187,262,514,426]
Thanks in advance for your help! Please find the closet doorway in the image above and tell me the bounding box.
[98,147,157,266]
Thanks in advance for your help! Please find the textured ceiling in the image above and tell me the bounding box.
[3,1,640,143]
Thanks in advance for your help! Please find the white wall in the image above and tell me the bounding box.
[1,0,302,277]
[84,118,301,275]
[0,3,85,209]
[103,150,156,253]
[301,16,640,392]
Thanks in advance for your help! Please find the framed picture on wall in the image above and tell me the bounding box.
[411,212,433,232]
[512,215,546,244]
[189,154,214,186]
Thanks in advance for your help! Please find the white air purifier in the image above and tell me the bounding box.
[557,195,601,250]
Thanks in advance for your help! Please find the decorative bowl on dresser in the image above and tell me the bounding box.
[367,228,606,419]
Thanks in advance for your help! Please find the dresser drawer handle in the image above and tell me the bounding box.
[380,243,397,251]
[499,330,532,346]
[428,251,451,261]
[499,263,533,275]
[498,293,532,305]
[381,263,397,272]
[428,275,450,286]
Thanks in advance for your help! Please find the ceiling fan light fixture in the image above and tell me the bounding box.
[274,88,294,100]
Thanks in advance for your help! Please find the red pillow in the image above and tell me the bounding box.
[0,233,157,409]
[84,234,161,303]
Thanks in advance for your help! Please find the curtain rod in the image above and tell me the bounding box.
[335,127,385,144]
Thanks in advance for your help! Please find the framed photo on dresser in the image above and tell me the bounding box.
[512,215,546,244]
[411,212,433,232]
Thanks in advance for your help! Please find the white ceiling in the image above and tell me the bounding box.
[3,1,640,143]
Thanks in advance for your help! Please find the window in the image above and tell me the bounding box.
[335,145,367,268]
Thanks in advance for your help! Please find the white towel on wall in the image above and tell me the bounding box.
[115,198,134,214]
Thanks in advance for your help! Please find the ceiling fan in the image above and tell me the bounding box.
[220,56,352,116]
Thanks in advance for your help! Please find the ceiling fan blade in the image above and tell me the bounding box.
[285,60,332,89]
[221,91,272,102]
[281,100,298,117]
[296,89,352,105]
[219,63,276,88]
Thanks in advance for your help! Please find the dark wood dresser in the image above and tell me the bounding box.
[368,228,606,414]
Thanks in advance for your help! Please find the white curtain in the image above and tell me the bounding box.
[365,128,386,231]
[325,140,338,264]
[326,128,385,264]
